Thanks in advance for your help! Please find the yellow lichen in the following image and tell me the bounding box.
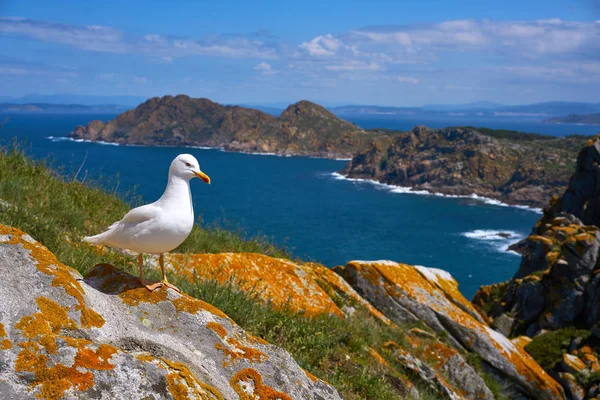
[206,322,227,339]
[230,368,292,400]
[0,322,11,350]
[162,358,224,400]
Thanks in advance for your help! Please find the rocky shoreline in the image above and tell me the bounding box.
[341,126,589,208]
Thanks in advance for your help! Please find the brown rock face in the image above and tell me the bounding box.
[68,96,377,159]
[548,135,600,227]
[473,135,600,337]
[341,125,588,207]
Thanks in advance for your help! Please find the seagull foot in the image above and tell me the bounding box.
[144,282,163,291]
[163,282,181,292]
[142,281,181,292]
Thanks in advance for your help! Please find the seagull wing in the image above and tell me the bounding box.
[118,204,157,225]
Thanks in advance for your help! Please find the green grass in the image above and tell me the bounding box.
[525,327,591,370]
[0,145,442,399]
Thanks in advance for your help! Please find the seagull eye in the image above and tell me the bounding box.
[185,162,191,167]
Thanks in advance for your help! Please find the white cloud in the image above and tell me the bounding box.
[397,76,419,84]
[299,34,342,56]
[254,62,276,75]
[325,61,384,71]
[160,57,173,64]
[133,76,147,83]
[0,17,279,59]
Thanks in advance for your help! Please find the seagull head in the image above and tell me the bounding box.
[170,154,211,184]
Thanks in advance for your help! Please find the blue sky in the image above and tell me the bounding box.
[1,0,599,106]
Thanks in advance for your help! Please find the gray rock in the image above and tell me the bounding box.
[0,225,342,400]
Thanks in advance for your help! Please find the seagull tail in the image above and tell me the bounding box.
[83,221,119,244]
[83,233,104,244]
[83,231,109,244]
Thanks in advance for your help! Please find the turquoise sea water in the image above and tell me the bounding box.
[1,113,598,298]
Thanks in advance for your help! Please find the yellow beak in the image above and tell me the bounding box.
[194,170,211,184]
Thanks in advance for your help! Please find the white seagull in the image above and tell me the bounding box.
[84,154,211,291]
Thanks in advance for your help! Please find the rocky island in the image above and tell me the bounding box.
[70,95,593,208]
[545,114,600,125]
[69,95,382,159]
[341,126,589,208]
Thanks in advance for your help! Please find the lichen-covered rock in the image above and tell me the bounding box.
[335,260,565,400]
[475,215,600,337]
[159,253,391,324]
[557,372,585,400]
[404,333,494,399]
[0,225,342,400]
[561,354,586,375]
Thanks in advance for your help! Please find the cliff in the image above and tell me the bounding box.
[473,134,600,399]
[340,126,588,208]
[68,96,381,159]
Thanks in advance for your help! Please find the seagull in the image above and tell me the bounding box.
[84,154,211,291]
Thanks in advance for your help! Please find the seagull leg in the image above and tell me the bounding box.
[159,253,180,292]
[139,254,161,291]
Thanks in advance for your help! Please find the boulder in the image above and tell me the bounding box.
[335,260,565,400]
[157,253,391,325]
[0,225,341,399]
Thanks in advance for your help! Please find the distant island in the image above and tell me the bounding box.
[70,95,589,207]
[0,103,129,113]
[544,113,600,125]
[69,95,389,159]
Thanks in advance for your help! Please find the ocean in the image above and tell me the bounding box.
[1,113,598,298]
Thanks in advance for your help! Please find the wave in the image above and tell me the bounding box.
[44,136,352,161]
[45,136,121,146]
[461,229,525,256]
[331,172,542,213]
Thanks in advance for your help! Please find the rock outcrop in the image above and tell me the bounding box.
[0,225,341,399]
[340,126,588,207]
[69,96,377,159]
[334,260,565,400]
[473,134,600,338]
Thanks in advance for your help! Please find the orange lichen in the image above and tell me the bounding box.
[172,295,228,319]
[206,322,227,339]
[230,368,292,400]
[135,354,156,363]
[368,347,390,368]
[14,339,117,399]
[15,297,78,354]
[303,262,392,324]
[0,322,11,350]
[302,368,319,383]
[119,286,169,306]
[214,335,268,365]
[0,225,104,329]
[422,343,458,369]
[166,253,343,318]
[162,358,224,400]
